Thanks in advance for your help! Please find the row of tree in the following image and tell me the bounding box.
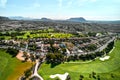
[46,53,64,67]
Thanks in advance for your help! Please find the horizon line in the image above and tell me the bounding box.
[3,15,120,21]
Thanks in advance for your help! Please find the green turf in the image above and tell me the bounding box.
[0,49,33,80]
[17,32,74,39]
[0,29,74,40]
[38,40,120,80]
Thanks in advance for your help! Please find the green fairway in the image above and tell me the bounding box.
[0,29,74,40]
[0,49,33,80]
[38,40,120,80]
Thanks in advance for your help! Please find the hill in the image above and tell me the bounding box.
[67,17,86,22]
[9,16,33,20]
[0,16,9,20]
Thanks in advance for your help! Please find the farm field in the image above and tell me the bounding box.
[0,49,33,80]
[38,40,120,80]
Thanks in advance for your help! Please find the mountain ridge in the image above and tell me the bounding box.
[8,16,87,22]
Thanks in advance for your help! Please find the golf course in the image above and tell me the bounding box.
[38,40,120,80]
[0,29,74,40]
[0,49,33,80]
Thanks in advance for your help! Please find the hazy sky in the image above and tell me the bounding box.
[0,0,120,20]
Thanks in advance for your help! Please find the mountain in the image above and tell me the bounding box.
[67,17,86,22]
[40,18,52,21]
[0,16,9,20]
[8,16,87,22]
[9,16,87,22]
[9,16,52,21]
[9,16,33,20]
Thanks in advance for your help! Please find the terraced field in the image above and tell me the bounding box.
[39,40,120,80]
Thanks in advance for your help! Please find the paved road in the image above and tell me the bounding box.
[95,37,115,52]
[31,60,44,80]
[68,37,115,55]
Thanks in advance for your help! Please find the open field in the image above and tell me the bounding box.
[0,49,33,80]
[38,40,120,80]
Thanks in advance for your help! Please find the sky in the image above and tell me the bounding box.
[0,0,120,20]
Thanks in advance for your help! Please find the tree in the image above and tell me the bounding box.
[27,35,30,38]
[23,51,29,62]
[6,47,19,57]
[29,76,40,80]
[97,75,100,80]
[30,54,35,62]
[111,74,114,78]
[89,74,91,78]
[79,75,84,80]
[79,55,86,61]
[24,68,32,79]
[104,41,114,54]
[86,44,97,51]
[88,32,96,37]
[46,53,64,67]
[61,48,66,55]
[89,53,96,60]
[92,72,96,79]
[66,75,71,80]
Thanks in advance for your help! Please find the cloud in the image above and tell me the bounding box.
[0,0,7,8]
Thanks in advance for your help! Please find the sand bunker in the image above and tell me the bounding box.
[99,56,110,61]
[16,50,25,60]
[50,72,69,80]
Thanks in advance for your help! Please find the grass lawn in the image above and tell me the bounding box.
[38,40,120,80]
[0,49,34,80]
[0,29,74,40]
[17,32,74,39]
[0,36,11,40]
